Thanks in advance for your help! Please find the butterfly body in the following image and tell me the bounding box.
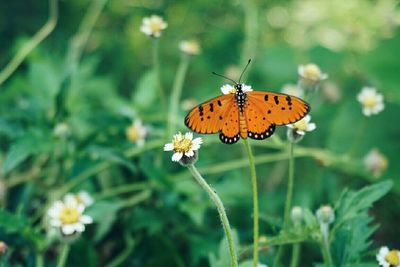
[185,83,310,144]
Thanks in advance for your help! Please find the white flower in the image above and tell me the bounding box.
[377,246,400,267]
[298,63,328,84]
[140,15,167,38]
[287,115,316,136]
[64,191,94,208]
[258,263,268,267]
[47,196,93,236]
[53,122,70,137]
[316,205,335,225]
[357,87,385,116]
[220,83,253,95]
[281,83,304,98]
[164,132,203,162]
[126,119,148,146]
[364,149,388,177]
[179,40,200,55]
[291,206,304,224]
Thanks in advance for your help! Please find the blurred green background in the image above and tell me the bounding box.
[0,0,399,266]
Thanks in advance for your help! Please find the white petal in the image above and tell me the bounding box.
[221,84,234,95]
[80,215,93,224]
[77,204,85,214]
[50,219,62,227]
[363,108,372,116]
[47,207,60,218]
[296,130,306,136]
[192,137,203,146]
[307,123,316,132]
[172,152,183,162]
[164,143,174,151]
[74,223,85,233]
[184,132,193,140]
[65,195,78,207]
[191,144,201,151]
[303,115,311,123]
[185,150,194,157]
[61,224,75,235]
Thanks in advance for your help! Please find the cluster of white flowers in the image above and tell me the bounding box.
[47,191,94,236]
[220,84,253,95]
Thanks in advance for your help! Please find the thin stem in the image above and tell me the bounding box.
[152,39,166,113]
[240,0,258,80]
[116,190,151,209]
[0,0,58,86]
[56,243,70,267]
[283,142,295,229]
[94,182,151,200]
[274,142,295,267]
[105,234,135,267]
[187,164,238,267]
[168,54,190,137]
[320,239,334,267]
[243,139,259,267]
[35,252,44,267]
[290,243,300,267]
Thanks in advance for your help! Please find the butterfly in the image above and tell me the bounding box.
[184,64,310,144]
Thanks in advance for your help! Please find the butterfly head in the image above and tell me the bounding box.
[235,83,243,91]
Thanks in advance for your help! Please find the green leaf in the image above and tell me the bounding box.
[85,201,120,242]
[209,229,239,267]
[0,209,27,233]
[132,70,157,111]
[2,130,53,174]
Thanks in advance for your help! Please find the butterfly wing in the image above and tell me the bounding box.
[219,104,240,144]
[185,94,235,134]
[244,100,276,140]
[246,91,310,125]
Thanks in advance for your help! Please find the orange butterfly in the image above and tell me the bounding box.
[185,62,310,144]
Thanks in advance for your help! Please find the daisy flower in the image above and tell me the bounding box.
[140,15,167,38]
[286,115,316,142]
[377,247,400,267]
[179,40,200,56]
[164,132,202,164]
[298,63,328,85]
[364,149,388,177]
[47,196,93,236]
[357,87,385,116]
[126,119,148,146]
[220,83,253,95]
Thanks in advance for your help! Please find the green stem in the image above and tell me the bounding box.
[283,142,295,229]
[273,142,295,267]
[320,239,334,267]
[152,39,166,113]
[116,190,151,209]
[243,139,259,267]
[0,0,58,86]
[105,234,135,267]
[167,54,190,137]
[56,243,70,267]
[187,164,238,267]
[94,182,151,200]
[36,252,44,267]
[290,243,300,267]
[240,0,258,76]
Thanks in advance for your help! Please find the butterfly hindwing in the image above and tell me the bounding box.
[246,91,310,125]
[185,94,235,134]
[220,103,240,144]
[244,101,276,140]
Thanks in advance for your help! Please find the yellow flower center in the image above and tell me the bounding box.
[172,137,192,153]
[294,119,308,131]
[303,64,322,80]
[149,21,163,34]
[126,125,140,142]
[385,250,400,265]
[59,206,80,224]
[363,96,377,108]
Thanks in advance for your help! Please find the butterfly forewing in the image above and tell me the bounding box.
[185,94,235,134]
[246,92,310,125]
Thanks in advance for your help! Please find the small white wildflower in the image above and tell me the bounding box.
[0,241,7,255]
[258,263,268,267]
[220,83,253,95]
[126,119,148,146]
[281,83,304,98]
[377,246,400,267]
[53,122,70,137]
[287,115,316,142]
[164,132,202,165]
[298,63,328,85]
[179,40,200,56]
[322,81,341,103]
[47,197,93,236]
[291,206,303,225]
[140,15,167,38]
[357,87,385,116]
[364,149,388,177]
[316,205,335,225]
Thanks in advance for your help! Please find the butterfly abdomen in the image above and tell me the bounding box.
[239,112,248,139]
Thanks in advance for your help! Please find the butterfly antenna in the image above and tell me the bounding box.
[211,71,237,84]
[238,59,252,84]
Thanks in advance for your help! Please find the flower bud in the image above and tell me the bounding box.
[316,205,335,225]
